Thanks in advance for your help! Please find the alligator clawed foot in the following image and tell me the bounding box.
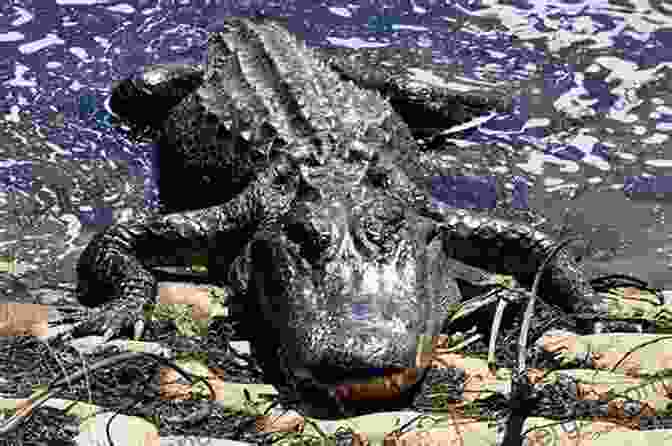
[72,297,147,343]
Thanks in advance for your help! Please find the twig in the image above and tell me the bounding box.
[0,351,215,441]
[497,237,580,446]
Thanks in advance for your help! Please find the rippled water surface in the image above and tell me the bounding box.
[1,0,672,296]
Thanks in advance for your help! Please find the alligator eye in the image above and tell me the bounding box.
[355,200,405,254]
[285,207,332,262]
[295,226,332,261]
[353,225,380,257]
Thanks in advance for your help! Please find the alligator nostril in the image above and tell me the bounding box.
[350,217,380,258]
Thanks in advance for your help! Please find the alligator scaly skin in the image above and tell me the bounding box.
[77,16,599,418]
[437,207,596,314]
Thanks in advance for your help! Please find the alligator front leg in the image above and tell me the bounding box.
[432,210,602,372]
[74,168,278,341]
[437,209,601,320]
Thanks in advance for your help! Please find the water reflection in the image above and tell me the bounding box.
[1,0,672,293]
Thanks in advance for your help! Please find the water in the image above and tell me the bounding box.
[1,0,672,293]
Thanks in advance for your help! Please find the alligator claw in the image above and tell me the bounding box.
[73,297,147,342]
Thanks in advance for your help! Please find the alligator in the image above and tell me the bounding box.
[75,16,604,418]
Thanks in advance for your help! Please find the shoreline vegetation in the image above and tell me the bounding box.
[2,260,672,445]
